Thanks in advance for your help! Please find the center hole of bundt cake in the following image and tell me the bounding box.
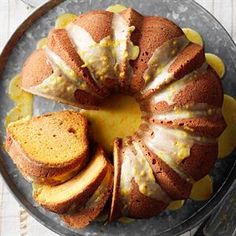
[81,94,141,154]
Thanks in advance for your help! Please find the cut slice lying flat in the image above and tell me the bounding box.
[5,111,89,185]
[61,163,113,228]
[33,146,109,214]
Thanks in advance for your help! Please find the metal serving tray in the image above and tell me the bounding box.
[0,0,235,235]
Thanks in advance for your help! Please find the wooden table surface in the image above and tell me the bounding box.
[0,0,235,235]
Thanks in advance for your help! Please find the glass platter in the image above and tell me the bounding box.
[0,0,235,235]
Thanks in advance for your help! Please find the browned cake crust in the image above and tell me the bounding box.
[47,28,108,98]
[168,43,205,80]
[141,67,224,113]
[61,163,113,228]
[137,140,192,200]
[21,49,53,89]
[139,43,205,99]
[129,16,184,93]
[33,146,109,213]
[109,139,123,222]
[171,67,223,108]
[179,143,218,181]
[127,179,167,218]
[109,139,168,220]
[148,116,226,138]
[21,49,102,108]
[5,111,89,184]
[74,10,113,43]
[119,8,143,91]
[74,10,121,91]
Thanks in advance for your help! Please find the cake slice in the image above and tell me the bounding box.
[5,111,89,185]
[61,162,113,228]
[33,146,110,214]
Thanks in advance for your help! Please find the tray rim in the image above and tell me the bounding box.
[0,0,235,235]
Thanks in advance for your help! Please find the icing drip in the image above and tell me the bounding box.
[35,47,88,104]
[66,24,116,84]
[147,107,222,120]
[45,47,80,83]
[112,14,139,80]
[142,36,189,93]
[35,69,77,103]
[120,141,170,207]
[142,123,215,159]
[139,122,216,182]
[66,13,139,85]
[149,63,208,105]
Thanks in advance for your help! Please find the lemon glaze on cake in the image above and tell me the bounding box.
[5,5,234,227]
[82,94,141,153]
[21,7,225,219]
[119,140,170,204]
[5,111,89,185]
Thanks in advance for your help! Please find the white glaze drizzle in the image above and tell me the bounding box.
[45,47,79,82]
[142,35,189,93]
[149,63,208,105]
[147,107,221,120]
[120,140,171,205]
[139,122,215,181]
[66,13,139,85]
[66,24,116,84]
[35,68,77,103]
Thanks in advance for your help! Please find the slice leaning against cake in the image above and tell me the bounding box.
[61,159,113,228]
[33,146,112,215]
[5,111,89,185]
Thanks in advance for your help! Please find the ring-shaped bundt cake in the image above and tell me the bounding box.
[20,8,226,220]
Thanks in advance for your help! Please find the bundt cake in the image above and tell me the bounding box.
[7,6,226,226]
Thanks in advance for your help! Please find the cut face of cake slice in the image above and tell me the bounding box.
[33,146,110,214]
[5,111,89,185]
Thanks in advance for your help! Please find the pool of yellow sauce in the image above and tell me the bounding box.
[168,200,185,211]
[106,4,127,13]
[81,95,141,154]
[55,13,77,29]
[218,95,236,158]
[5,75,33,127]
[168,175,213,211]
[190,175,213,201]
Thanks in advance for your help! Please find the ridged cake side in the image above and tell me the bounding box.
[18,7,226,223]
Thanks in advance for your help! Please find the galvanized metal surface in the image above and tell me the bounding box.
[0,0,235,235]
